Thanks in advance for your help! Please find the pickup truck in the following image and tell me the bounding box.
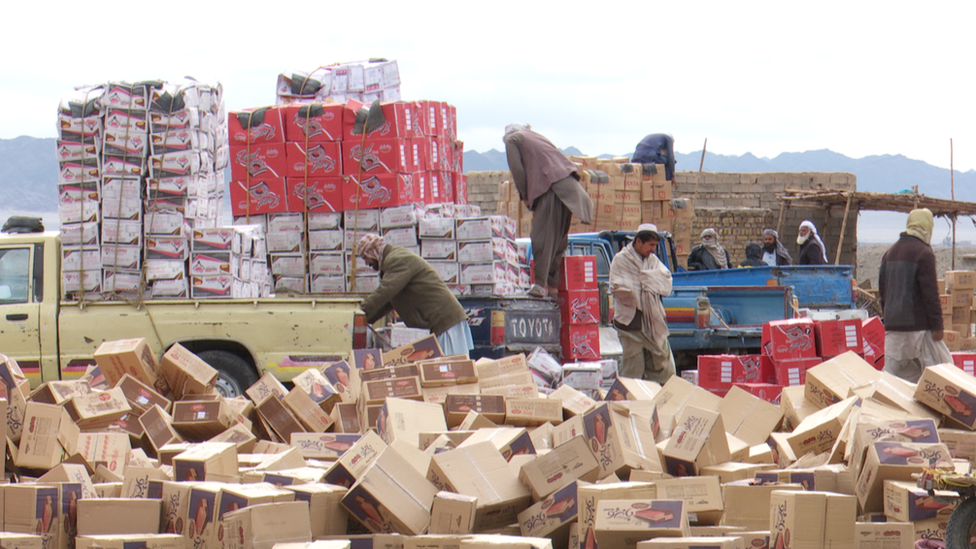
[0,229,367,397]
[565,231,858,365]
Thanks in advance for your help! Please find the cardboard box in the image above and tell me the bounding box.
[650,376,722,439]
[64,432,131,475]
[855,441,953,513]
[377,397,447,447]
[697,355,773,390]
[653,476,724,526]
[580,403,626,478]
[342,447,438,535]
[284,483,349,538]
[418,359,478,387]
[3,484,65,549]
[65,387,132,430]
[429,441,532,530]
[576,482,657,549]
[763,319,817,360]
[428,491,477,535]
[946,270,976,291]
[517,436,599,499]
[245,372,288,405]
[804,352,880,409]
[139,404,184,453]
[115,373,172,414]
[505,398,563,427]
[381,336,443,367]
[76,498,162,536]
[517,481,578,540]
[171,441,237,482]
[558,256,597,291]
[594,499,690,547]
[322,431,387,488]
[93,338,170,397]
[256,395,306,441]
[769,490,856,549]
[915,363,976,429]
[883,480,959,523]
[636,539,738,549]
[853,522,914,549]
[445,394,505,427]
[458,427,536,461]
[282,387,335,433]
[815,318,864,358]
[940,294,953,315]
[717,386,783,447]
[662,406,731,476]
[17,401,73,470]
[786,396,857,458]
[772,357,822,387]
[0,533,42,549]
[220,501,311,549]
[847,418,940,477]
[560,324,601,360]
[75,535,184,549]
[171,399,236,440]
[606,378,662,402]
[939,428,976,463]
[158,344,218,399]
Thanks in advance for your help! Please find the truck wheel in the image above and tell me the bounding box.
[945,496,976,549]
[198,350,259,398]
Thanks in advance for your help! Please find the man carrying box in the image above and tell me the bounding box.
[609,223,675,383]
[879,208,951,382]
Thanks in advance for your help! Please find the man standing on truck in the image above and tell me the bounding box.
[878,208,951,382]
[631,133,676,181]
[796,220,828,265]
[609,223,676,383]
[356,234,473,356]
[761,228,792,266]
[504,124,594,297]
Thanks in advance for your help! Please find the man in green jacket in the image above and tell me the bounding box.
[356,234,473,356]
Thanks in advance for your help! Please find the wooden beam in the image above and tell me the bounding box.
[835,192,853,265]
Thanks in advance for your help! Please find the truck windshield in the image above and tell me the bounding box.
[0,248,30,303]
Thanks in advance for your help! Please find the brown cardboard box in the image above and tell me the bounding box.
[606,377,662,402]
[945,330,963,351]
[577,482,657,549]
[505,398,563,427]
[9,379,30,443]
[915,363,976,429]
[478,371,535,395]
[517,481,577,544]
[699,462,776,484]
[421,383,480,406]
[115,374,172,415]
[847,417,940,478]
[382,335,443,367]
[939,428,976,463]
[0,533,43,549]
[291,367,345,410]
[883,480,959,523]
[651,377,722,438]
[4,484,64,549]
[853,522,913,549]
[653,476,724,526]
[30,381,92,406]
[76,498,161,536]
[289,432,361,460]
[158,343,217,399]
[613,408,664,473]
[65,387,132,430]
[246,372,288,405]
[362,377,424,405]
[779,385,819,432]
[171,399,236,440]
[517,436,599,499]
[428,441,532,530]
[377,397,447,447]
[769,490,855,549]
[75,535,184,549]
[855,441,953,513]
[120,466,169,498]
[594,498,691,548]
[428,491,477,535]
[93,338,171,397]
[208,422,257,453]
[445,394,505,427]
[63,432,131,474]
[282,387,334,432]
[322,431,387,488]
[221,501,311,549]
[946,270,976,290]
[458,427,536,461]
[216,484,296,527]
[17,401,73,469]
[419,431,474,452]
[256,395,306,441]
[459,535,552,549]
[547,385,596,417]
[718,386,783,446]
[418,359,478,387]
[804,352,880,409]
[953,289,975,308]
[940,294,953,315]
[139,404,184,454]
[342,447,438,535]
[284,483,348,539]
[786,396,858,458]
[39,463,98,499]
[475,354,529,380]
[330,402,362,433]
[637,539,738,549]
[457,411,499,431]
[580,403,626,478]
[171,441,237,481]
[662,406,731,476]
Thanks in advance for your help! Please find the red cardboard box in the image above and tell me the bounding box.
[426,171,455,204]
[454,173,468,204]
[285,177,344,213]
[229,143,288,181]
[815,318,864,358]
[732,383,782,404]
[229,177,288,216]
[558,289,600,325]
[772,357,822,386]
[697,354,773,390]
[342,100,425,141]
[343,173,420,210]
[421,100,443,136]
[228,107,285,145]
[763,319,817,360]
[862,316,885,354]
[341,138,414,175]
[561,324,600,360]
[408,138,429,171]
[282,102,343,142]
[285,142,342,177]
[953,352,976,376]
[559,256,598,291]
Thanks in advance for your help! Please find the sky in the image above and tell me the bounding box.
[5,1,976,247]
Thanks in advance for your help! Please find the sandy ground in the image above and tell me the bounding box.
[856,244,976,289]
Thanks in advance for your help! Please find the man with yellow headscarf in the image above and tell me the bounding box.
[878,208,951,382]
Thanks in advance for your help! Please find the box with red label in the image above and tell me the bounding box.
[732,383,782,404]
[454,173,468,204]
[862,316,885,355]
[406,138,429,171]
[282,102,343,142]
[229,142,288,181]
[763,318,817,360]
[228,107,285,145]
[561,324,600,360]
[953,352,976,376]
[697,354,773,390]
[342,100,424,141]
[421,100,443,136]
[285,141,342,177]
[229,177,288,216]
[558,289,600,325]
[285,177,343,213]
[559,255,597,290]
[815,318,864,357]
[424,171,454,204]
[341,138,413,175]
[343,173,419,210]
[773,357,822,386]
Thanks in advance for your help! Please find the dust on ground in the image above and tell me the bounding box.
[856,244,976,289]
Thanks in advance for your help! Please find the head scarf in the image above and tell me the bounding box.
[700,228,729,268]
[762,228,793,263]
[798,220,828,263]
[504,123,530,137]
[905,208,934,244]
[356,234,386,262]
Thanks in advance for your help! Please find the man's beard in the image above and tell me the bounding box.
[797,234,810,245]
[763,243,776,253]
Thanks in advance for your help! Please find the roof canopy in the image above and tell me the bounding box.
[778,190,976,218]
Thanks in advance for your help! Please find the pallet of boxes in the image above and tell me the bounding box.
[10,326,976,548]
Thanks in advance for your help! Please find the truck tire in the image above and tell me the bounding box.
[945,495,976,549]
[198,350,259,398]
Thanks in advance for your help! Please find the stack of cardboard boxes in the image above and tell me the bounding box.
[940,270,976,352]
[494,181,533,238]
[275,60,402,105]
[557,256,601,362]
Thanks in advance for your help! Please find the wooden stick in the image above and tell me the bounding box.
[835,192,853,265]
[776,201,787,234]
[952,138,956,269]
[691,138,707,211]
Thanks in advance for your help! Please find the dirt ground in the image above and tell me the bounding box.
[856,244,976,289]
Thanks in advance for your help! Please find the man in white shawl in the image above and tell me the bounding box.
[609,223,676,383]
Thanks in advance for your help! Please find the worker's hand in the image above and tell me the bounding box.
[932,329,944,342]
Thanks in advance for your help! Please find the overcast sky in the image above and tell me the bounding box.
[6,1,976,176]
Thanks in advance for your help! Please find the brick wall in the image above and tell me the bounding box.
[465,170,859,266]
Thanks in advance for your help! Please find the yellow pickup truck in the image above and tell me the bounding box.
[0,230,366,396]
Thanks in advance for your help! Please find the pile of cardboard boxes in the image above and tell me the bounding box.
[275,61,402,105]
[6,332,976,549]
[940,270,976,352]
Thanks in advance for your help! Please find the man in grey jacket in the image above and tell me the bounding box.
[504,124,594,297]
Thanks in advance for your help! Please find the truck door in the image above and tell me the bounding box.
[0,245,41,372]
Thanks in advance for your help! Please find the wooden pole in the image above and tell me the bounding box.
[691,138,707,211]
[776,201,787,234]
[952,138,956,269]
[835,192,853,265]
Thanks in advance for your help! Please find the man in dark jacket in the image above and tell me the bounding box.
[738,243,765,267]
[631,134,676,181]
[796,220,828,265]
[761,229,792,266]
[878,208,951,382]
[504,124,593,297]
[357,234,472,356]
[686,228,732,270]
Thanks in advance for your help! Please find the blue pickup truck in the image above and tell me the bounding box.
[564,231,858,365]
